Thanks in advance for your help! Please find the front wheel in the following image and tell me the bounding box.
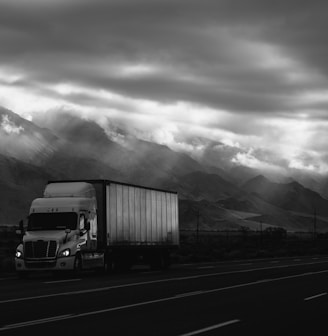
[73,254,82,275]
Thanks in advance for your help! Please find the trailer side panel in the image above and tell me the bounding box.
[106,182,179,246]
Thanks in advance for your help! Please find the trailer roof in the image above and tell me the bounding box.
[47,179,178,194]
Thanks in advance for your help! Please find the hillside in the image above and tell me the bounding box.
[0,107,59,165]
[0,109,212,223]
[242,175,328,217]
[176,171,241,201]
[1,107,328,233]
[0,154,54,223]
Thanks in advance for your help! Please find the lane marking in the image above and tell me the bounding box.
[0,314,72,331]
[175,291,204,298]
[2,269,328,331]
[180,256,328,267]
[44,279,81,284]
[2,260,328,304]
[197,266,215,269]
[0,294,237,332]
[304,292,327,301]
[178,319,240,336]
[256,279,272,283]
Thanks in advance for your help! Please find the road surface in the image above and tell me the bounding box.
[1,256,328,335]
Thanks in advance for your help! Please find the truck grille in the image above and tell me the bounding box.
[25,260,57,269]
[24,240,57,259]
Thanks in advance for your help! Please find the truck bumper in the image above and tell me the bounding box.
[15,256,76,272]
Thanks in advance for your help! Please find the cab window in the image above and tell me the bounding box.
[79,214,85,231]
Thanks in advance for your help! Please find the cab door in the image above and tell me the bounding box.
[79,212,97,251]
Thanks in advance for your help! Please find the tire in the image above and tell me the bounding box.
[149,250,170,270]
[162,250,171,270]
[149,251,162,270]
[73,254,82,275]
[95,257,107,275]
[115,257,132,272]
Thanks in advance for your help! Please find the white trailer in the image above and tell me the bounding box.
[15,180,179,276]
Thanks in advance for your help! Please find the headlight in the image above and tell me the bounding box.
[59,248,71,257]
[15,250,23,258]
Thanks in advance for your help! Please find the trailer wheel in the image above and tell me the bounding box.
[115,256,132,272]
[162,250,171,270]
[149,250,170,270]
[149,251,161,270]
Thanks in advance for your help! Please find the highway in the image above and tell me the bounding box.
[1,256,328,335]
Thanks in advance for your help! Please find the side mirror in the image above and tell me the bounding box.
[64,228,71,243]
[16,220,25,237]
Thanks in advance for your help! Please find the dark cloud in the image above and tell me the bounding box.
[1,0,328,175]
[1,0,327,112]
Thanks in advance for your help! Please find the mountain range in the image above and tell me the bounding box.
[1,106,328,233]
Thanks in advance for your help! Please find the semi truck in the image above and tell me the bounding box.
[15,180,179,277]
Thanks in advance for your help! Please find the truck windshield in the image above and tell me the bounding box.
[28,213,78,231]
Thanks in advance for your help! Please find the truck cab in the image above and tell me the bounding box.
[15,182,101,276]
[15,179,179,276]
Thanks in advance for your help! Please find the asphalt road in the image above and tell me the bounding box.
[1,256,328,335]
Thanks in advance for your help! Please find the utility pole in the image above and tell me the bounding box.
[313,204,317,241]
[260,221,263,249]
[196,209,200,243]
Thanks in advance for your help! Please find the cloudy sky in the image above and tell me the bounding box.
[1,0,328,176]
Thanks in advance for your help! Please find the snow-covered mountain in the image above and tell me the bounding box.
[1,106,328,233]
